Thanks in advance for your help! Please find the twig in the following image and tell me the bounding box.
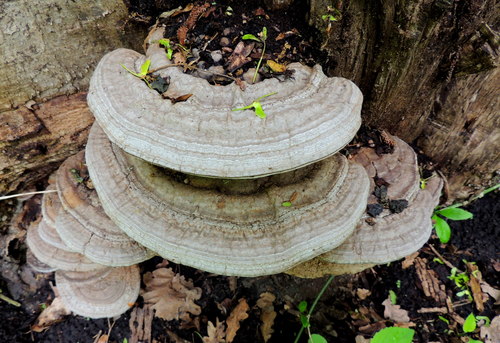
[0,289,21,307]
[427,244,462,273]
[0,189,57,201]
[147,63,185,74]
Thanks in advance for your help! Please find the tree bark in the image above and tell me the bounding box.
[309,0,499,199]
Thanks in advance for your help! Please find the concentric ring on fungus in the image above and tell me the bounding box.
[87,31,363,178]
[86,123,370,276]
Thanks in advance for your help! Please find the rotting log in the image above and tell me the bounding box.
[0,93,94,194]
[308,0,499,199]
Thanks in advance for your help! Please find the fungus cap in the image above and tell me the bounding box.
[88,44,362,178]
[56,265,140,318]
[55,151,155,266]
[86,123,370,276]
[321,136,443,265]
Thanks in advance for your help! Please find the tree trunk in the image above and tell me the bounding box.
[0,0,498,201]
[308,0,499,199]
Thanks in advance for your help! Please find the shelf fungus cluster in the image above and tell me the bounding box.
[26,151,151,318]
[27,28,443,317]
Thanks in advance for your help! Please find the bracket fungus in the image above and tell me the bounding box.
[55,151,155,266]
[87,28,362,178]
[287,136,443,278]
[86,123,370,276]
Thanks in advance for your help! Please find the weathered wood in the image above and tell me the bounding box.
[0,0,144,112]
[309,0,499,199]
[0,93,94,194]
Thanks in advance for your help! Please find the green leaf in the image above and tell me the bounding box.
[120,64,142,78]
[253,102,266,118]
[140,59,151,76]
[123,339,128,343]
[158,39,170,48]
[372,327,415,343]
[467,340,482,343]
[433,258,444,264]
[261,27,267,40]
[282,201,292,207]
[438,316,449,324]
[308,334,328,343]
[389,290,397,305]
[433,215,451,243]
[436,207,473,220]
[463,313,477,333]
[300,314,310,328]
[242,34,260,42]
[298,301,307,313]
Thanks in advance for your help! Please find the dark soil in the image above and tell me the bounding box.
[1,2,498,343]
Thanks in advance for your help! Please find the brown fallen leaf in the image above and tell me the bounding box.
[142,268,202,322]
[31,297,71,332]
[95,334,109,343]
[226,298,250,343]
[382,298,410,323]
[256,292,276,342]
[203,318,226,343]
[177,3,210,44]
[480,315,500,343]
[227,42,255,72]
[356,288,371,300]
[164,93,193,104]
[480,281,500,304]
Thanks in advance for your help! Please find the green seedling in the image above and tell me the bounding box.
[120,59,152,88]
[231,92,277,118]
[396,280,401,289]
[372,327,415,343]
[282,201,292,207]
[389,290,397,305]
[476,316,491,327]
[448,267,473,301]
[463,313,477,333]
[158,39,174,60]
[432,182,499,243]
[242,27,268,83]
[70,168,84,183]
[432,205,473,244]
[293,275,334,343]
[438,315,450,324]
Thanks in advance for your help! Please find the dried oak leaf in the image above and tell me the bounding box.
[256,292,276,343]
[226,298,250,343]
[142,268,202,322]
[382,298,410,323]
[227,42,255,72]
[203,318,226,343]
[32,297,71,332]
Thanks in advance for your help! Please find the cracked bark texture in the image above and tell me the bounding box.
[309,0,499,198]
[0,0,146,193]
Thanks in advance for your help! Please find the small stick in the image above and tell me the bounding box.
[427,244,462,272]
[148,63,185,74]
[0,189,57,201]
[0,290,21,307]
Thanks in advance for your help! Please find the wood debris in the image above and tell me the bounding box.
[414,257,447,304]
[226,298,250,343]
[256,292,277,342]
[141,268,202,322]
[356,288,371,300]
[402,252,419,269]
[465,261,485,311]
[129,305,153,343]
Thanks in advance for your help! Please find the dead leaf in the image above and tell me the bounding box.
[394,322,416,328]
[142,268,202,322]
[382,298,410,323]
[267,60,286,73]
[203,318,226,343]
[227,42,255,72]
[354,335,371,343]
[480,315,500,343]
[95,334,109,343]
[226,299,249,343]
[275,29,299,41]
[402,252,419,269]
[177,3,211,44]
[480,281,500,304]
[356,288,371,300]
[32,297,71,332]
[257,292,276,342]
[164,93,193,104]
